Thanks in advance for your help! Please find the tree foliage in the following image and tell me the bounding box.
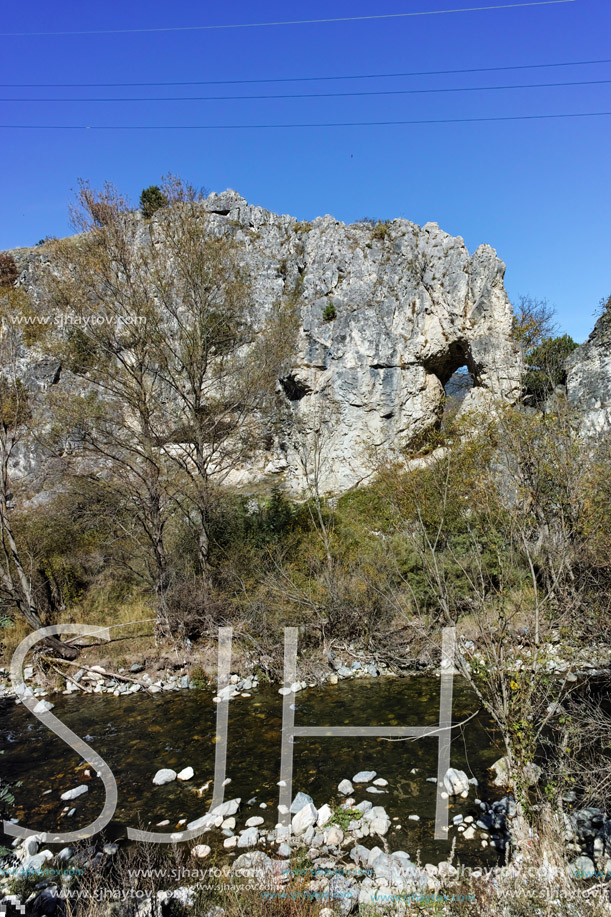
[523,334,579,404]
[139,185,169,219]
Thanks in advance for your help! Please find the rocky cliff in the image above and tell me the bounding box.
[9,190,524,493]
[566,304,611,437]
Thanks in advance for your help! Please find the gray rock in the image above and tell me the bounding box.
[56,846,73,862]
[60,784,89,801]
[7,197,523,496]
[211,798,241,818]
[317,803,333,827]
[571,855,596,879]
[327,874,359,915]
[443,767,470,796]
[290,792,314,814]
[237,827,259,848]
[324,825,344,847]
[292,803,318,836]
[567,308,611,438]
[32,699,54,714]
[22,850,53,871]
[338,779,354,795]
[23,835,40,856]
[352,771,376,783]
[152,769,177,786]
[350,844,370,867]
[354,800,373,815]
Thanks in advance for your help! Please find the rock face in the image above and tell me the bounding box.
[9,190,523,493]
[566,307,611,437]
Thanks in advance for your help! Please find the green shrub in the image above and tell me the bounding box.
[523,334,578,404]
[139,185,169,219]
[189,665,208,689]
[323,302,337,322]
[330,805,360,829]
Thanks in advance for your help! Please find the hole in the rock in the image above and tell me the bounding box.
[279,373,310,402]
[443,365,474,403]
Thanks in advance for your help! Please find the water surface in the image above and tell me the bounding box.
[0,676,503,865]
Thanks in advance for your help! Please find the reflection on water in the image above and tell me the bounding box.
[0,676,502,864]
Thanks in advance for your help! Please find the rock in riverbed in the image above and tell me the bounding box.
[153,769,177,786]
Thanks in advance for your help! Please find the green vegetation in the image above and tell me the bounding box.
[512,294,578,404]
[322,302,337,321]
[139,184,169,218]
[523,333,578,403]
[329,804,361,829]
[0,184,609,895]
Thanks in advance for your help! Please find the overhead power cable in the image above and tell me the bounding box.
[3,57,608,88]
[2,77,608,103]
[0,0,577,37]
[0,111,608,130]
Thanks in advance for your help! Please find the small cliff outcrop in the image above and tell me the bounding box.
[8,190,524,493]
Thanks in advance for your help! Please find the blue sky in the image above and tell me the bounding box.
[1,0,609,340]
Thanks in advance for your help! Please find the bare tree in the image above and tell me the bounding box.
[143,180,295,579]
[0,285,78,658]
[47,182,176,633]
[43,178,295,629]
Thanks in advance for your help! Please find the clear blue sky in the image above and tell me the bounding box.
[1,0,609,340]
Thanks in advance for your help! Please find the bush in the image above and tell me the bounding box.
[165,577,223,642]
[0,253,18,287]
[372,220,390,241]
[323,302,337,322]
[139,185,169,219]
[523,333,578,404]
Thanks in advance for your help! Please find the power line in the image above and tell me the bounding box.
[0,111,608,130]
[0,0,577,37]
[3,77,608,103]
[3,57,608,88]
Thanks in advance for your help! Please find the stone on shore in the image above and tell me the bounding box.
[443,768,470,797]
[291,803,318,836]
[153,769,177,786]
[60,785,88,801]
[353,770,376,783]
[290,792,314,814]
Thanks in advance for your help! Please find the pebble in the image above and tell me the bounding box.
[191,845,211,858]
[153,769,177,786]
[353,771,377,783]
[60,785,88,801]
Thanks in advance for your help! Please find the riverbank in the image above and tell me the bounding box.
[1,630,610,702]
[2,782,610,917]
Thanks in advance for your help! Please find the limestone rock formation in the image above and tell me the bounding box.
[566,305,611,437]
[203,191,522,491]
[8,190,523,493]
